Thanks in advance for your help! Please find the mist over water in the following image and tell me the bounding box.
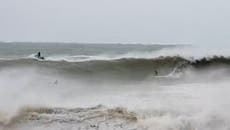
[0,42,230,130]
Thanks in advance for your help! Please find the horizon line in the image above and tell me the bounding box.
[0,41,191,46]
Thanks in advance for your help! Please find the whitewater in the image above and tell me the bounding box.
[0,42,230,130]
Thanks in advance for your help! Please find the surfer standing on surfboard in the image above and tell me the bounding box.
[35,52,45,60]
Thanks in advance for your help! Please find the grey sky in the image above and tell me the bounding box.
[0,0,229,44]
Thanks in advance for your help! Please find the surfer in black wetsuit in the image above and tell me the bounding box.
[37,52,41,58]
[35,52,44,60]
[154,70,158,76]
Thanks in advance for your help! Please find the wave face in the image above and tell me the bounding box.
[0,56,230,81]
[0,57,186,81]
[1,42,230,130]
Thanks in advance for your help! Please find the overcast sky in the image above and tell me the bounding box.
[0,0,229,45]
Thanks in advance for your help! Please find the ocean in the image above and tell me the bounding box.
[0,42,230,130]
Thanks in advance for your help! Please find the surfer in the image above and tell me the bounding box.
[154,70,158,76]
[37,52,41,58]
[35,52,45,60]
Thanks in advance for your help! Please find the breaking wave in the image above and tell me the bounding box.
[2,104,230,130]
[0,105,138,130]
[0,56,230,80]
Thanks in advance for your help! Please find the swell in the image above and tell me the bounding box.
[0,56,230,80]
